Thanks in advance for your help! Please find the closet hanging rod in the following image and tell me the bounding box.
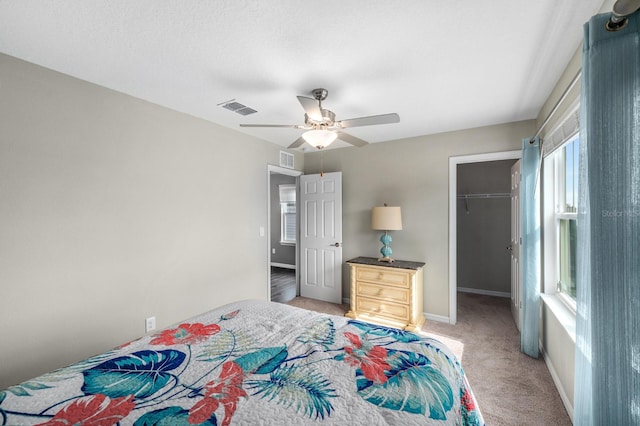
[457,193,510,199]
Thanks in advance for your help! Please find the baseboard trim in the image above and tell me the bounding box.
[457,287,510,298]
[539,343,574,423]
[270,262,296,269]
[425,313,450,324]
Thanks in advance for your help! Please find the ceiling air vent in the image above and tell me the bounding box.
[280,151,294,169]
[219,99,257,116]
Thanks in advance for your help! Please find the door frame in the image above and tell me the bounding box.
[448,150,521,324]
[510,159,522,331]
[267,165,303,301]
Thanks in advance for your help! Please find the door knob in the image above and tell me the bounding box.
[506,245,513,251]
[332,242,342,247]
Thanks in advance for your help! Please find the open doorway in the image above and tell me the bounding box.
[448,150,521,324]
[456,160,515,298]
[267,165,302,303]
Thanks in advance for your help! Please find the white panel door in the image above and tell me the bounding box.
[510,160,522,331]
[300,172,342,304]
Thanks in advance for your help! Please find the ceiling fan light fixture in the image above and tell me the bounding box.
[242,88,399,150]
[302,129,337,149]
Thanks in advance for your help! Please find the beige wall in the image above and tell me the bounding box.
[303,120,535,318]
[0,53,304,389]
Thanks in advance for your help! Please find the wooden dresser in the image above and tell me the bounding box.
[345,257,425,331]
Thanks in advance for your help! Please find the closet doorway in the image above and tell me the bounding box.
[267,165,302,303]
[456,160,516,296]
[448,151,520,324]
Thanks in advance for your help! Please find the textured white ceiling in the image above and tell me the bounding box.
[0,0,605,150]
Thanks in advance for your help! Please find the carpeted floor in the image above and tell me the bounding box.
[285,292,571,425]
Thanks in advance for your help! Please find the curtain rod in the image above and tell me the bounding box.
[608,0,640,30]
[528,69,582,144]
[529,0,640,145]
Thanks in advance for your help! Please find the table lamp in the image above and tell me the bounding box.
[371,204,402,262]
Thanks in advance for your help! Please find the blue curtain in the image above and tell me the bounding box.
[574,11,640,425]
[521,137,540,358]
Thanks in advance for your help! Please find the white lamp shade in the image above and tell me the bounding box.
[371,206,403,230]
[302,129,338,148]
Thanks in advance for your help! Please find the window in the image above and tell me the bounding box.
[549,134,579,302]
[279,185,296,244]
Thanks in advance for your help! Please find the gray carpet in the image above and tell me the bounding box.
[285,292,571,425]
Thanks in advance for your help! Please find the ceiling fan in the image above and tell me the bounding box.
[240,88,400,149]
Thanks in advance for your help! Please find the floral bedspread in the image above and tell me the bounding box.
[0,300,484,425]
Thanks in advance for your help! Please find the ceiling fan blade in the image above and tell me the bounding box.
[339,113,400,128]
[297,96,323,121]
[239,124,299,128]
[336,131,368,147]
[288,137,306,149]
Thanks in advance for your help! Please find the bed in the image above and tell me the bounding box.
[0,300,484,425]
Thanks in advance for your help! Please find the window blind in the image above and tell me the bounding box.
[542,102,580,158]
[279,184,296,202]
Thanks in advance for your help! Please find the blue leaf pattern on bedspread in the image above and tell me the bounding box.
[82,349,186,399]
[356,350,454,419]
[133,406,217,426]
[349,320,422,343]
[234,346,288,375]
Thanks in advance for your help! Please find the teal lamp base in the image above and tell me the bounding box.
[378,232,395,262]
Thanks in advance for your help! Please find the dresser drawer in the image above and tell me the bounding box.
[345,257,425,331]
[356,296,410,322]
[356,267,410,288]
[356,281,410,304]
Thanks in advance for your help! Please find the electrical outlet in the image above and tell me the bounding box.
[272,248,276,254]
[145,316,156,333]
